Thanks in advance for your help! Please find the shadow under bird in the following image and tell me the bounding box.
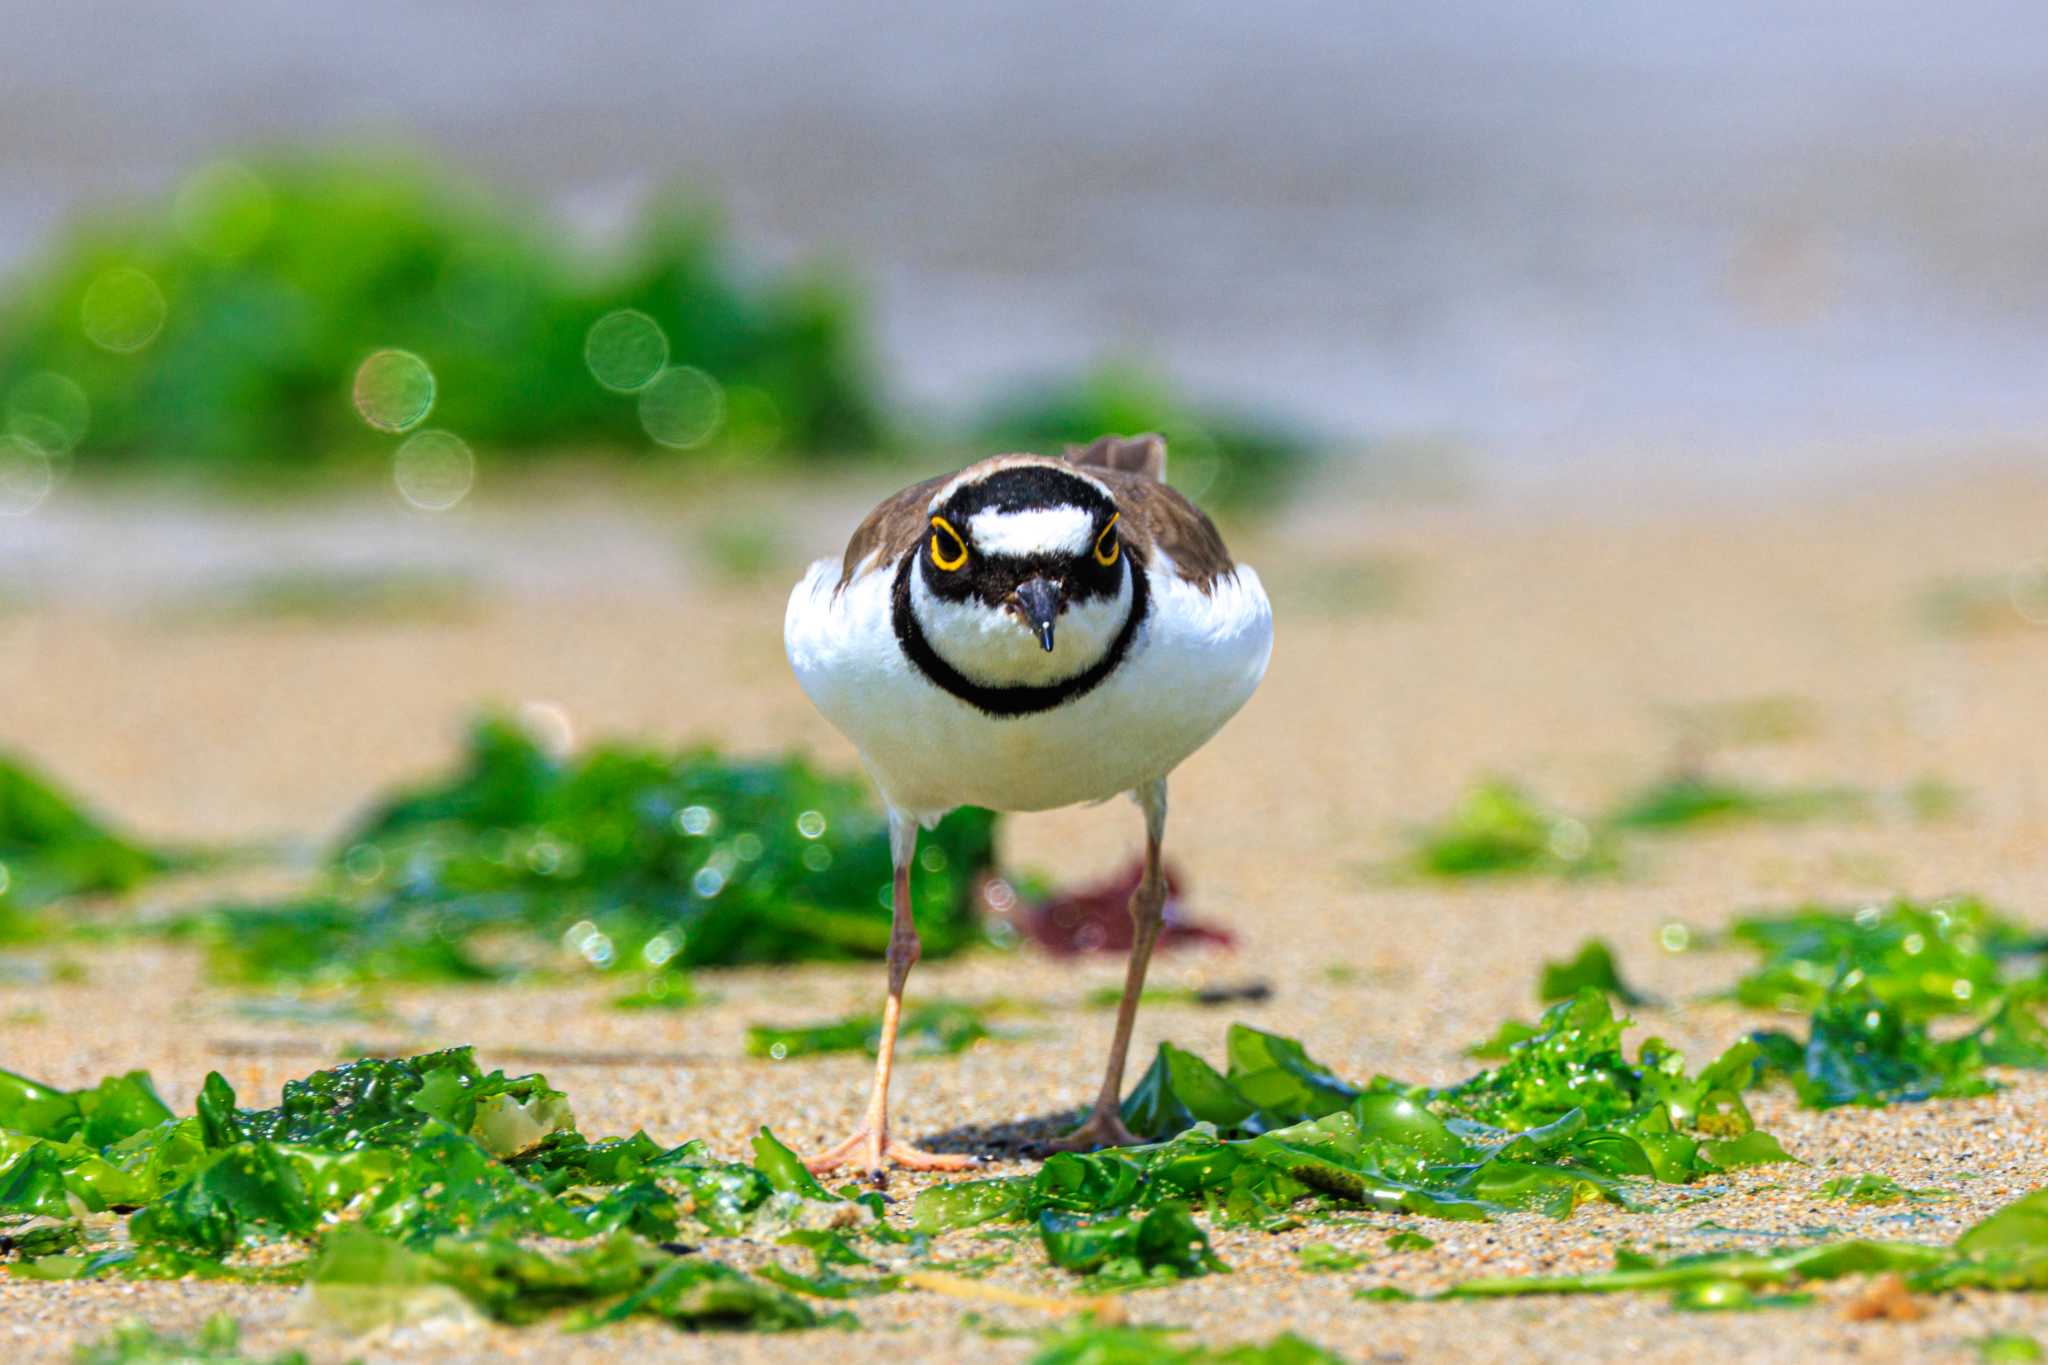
[784,433,1273,1178]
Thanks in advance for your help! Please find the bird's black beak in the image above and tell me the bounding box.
[1012,576,1061,652]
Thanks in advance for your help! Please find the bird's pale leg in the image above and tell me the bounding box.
[1051,780,1169,1152]
[802,812,979,1182]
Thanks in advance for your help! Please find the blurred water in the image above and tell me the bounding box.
[6,1,2048,484]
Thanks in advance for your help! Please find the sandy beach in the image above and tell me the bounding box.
[7,456,2048,1361]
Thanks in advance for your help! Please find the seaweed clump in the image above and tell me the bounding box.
[0,154,883,474]
[911,990,1794,1268]
[0,1046,852,1333]
[194,714,996,983]
[0,753,168,939]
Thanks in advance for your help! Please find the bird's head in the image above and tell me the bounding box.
[909,460,1136,687]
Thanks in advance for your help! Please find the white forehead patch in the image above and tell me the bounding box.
[968,505,1096,558]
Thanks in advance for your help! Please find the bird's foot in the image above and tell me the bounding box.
[801,1128,983,1186]
[1047,1107,1142,1152]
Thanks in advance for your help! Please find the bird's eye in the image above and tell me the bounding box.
[929,516,969,571]
[1092,513,1121,568]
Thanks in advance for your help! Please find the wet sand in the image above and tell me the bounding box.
[6,458,2048,1360]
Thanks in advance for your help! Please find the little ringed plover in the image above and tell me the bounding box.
[783,433,1272,1178]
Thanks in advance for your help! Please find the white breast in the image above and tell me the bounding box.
[785,554,1272,823]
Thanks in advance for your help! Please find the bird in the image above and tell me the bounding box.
[783,433,1272,1179]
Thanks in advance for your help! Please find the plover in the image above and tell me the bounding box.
[783,433,1272,1177]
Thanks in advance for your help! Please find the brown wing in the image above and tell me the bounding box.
[1065,432,1167,481]
[1064,432,1236,590]
[837,472,950,587]
[1093,466,1237,593]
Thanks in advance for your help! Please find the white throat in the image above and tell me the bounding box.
[909,561,1134,688]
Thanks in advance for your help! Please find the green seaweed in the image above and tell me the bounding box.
[1404,780,1613,879]
[611,970,704,1011]
[0,1067,172,1146]
[0,154,883,473]
[1084,982,1273,1010]
[1121,1043,1259,1138]
[0,1068,181,1217]
[1449,1238,1950,1298]
[1605,773,1865,831]
[1435,990,1761,1159]
[750,1126,839,1203]
[0,753,169,935]
[0,1213,84,1260]
[576,1255,846,1332]
[1967,986,2048,1068]
[1134,994,1784,1201]
[73,1316,306,1365]
[1025,1321,1344,1365]
[1451,1186,2048,1305]
[1408,767,1881,882]
[1351,1286,1416,1302]
[1818,1173,1951,1205]
[914,993,1792,1264]
[1725,897,2034,1017]
[305,1223,837,1332]
[1667,1279,1814,1311]
[1039,1201,1228,1290]
[1462,1017,1541,1059]
[1538,939,1646,1005]
[1749,981,1995,1109]
[0,1047,877,1335]
[196,715,997,983]
[1722,897,2048,1110]
[747,1000,1000,1059]
[756,1257,901,1301]
[120,1051,625,1256]
[1295,1241,1371,1272]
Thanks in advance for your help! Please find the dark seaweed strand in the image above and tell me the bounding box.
[890,549,1151,718]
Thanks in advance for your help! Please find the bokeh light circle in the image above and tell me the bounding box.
[517,700,575,758]
[637,366,725,449]
[584,310,669,392]
[0,437,56,516]
[352,350,437,433]
[5,372,90,455]
[392,429,475,511]
[80,267,167,353]
[2010,561,2048,626]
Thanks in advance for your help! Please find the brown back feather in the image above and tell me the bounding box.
[1091,466,1237,592]
[1065,432,1168,481]
[1067,433,1234,591]
[837,471,949,586]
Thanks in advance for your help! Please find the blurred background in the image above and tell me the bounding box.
[4,3,2048,911]
[7,0,2048,514]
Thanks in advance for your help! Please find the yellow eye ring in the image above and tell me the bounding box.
[929,516,969,571]
[1093,512,1121,567]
